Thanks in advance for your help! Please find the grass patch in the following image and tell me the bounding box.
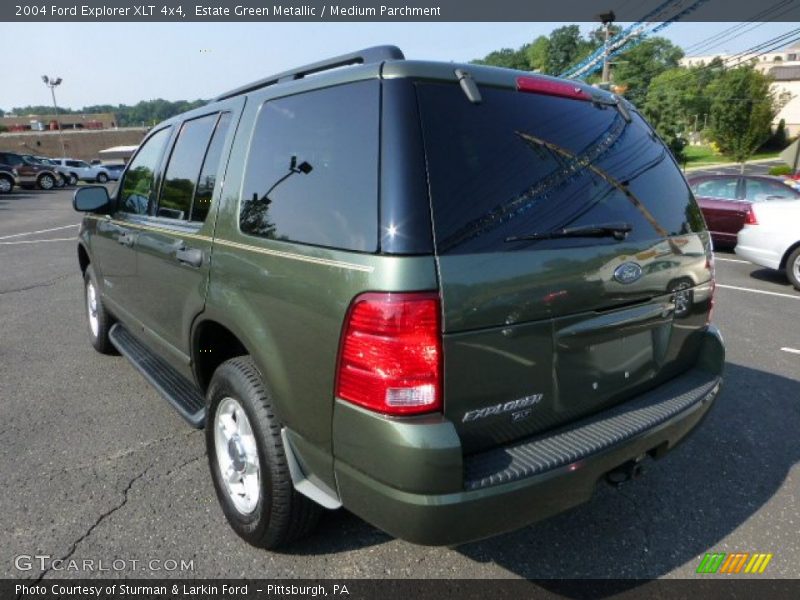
[684,145,781,166]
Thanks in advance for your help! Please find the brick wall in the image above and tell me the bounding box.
[0,128,148,161]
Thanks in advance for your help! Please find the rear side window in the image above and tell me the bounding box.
[192,112,232,222]
[744,178,799,201]
[157,112,232,222]
[417,84,705,254]
[158,114,218,220]
[692,178,738,200]
[239,80,379,252]
[119,127,171,215]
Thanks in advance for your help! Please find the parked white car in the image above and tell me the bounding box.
[736,199,800,290]
[51,158,110,183]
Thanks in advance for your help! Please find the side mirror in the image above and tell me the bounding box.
[73,185,112,213]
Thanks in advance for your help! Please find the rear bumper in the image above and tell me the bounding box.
[736,228,782,270]
[333,326,724,546]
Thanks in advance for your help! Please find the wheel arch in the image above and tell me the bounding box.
[77,242,91,275]
[191,318,252,393]
[779,240,800,269]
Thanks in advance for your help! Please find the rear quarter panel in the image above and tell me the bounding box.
[204,87,438,489]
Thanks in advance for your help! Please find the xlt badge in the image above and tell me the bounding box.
[462,394,543,423]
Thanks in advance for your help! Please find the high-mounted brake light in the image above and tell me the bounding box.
[516,76,591,101]
[744,205,759,225]
[336,292,442,416]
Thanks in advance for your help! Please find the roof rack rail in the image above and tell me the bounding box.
[214,45,405,101]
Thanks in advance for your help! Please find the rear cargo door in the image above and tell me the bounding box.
[416,82,714,453]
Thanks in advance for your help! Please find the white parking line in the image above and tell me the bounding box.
[0,237,74,245]
[714,257,750,264]
[716,284,800,300]
[781,347,800,355]
[0,224,78,241]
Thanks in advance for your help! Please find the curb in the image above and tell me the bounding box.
[684,157,782,172]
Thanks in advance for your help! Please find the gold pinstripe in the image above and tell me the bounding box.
[85,216,374,272]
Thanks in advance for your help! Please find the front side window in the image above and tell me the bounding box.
[119,127,171,215]
[239,80,379,251]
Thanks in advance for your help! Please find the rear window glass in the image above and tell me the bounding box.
[239,80,379,252]
[416,83,704,254]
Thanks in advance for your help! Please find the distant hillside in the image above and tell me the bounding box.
[0,99,207,127]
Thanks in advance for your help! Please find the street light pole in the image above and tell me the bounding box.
[598,11,616,84]
[41,75,66,158]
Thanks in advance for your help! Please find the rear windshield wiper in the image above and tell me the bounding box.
[591,93,632,123]
[505,222,632,243]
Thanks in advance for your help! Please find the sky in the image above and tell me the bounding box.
[2,21,799,110]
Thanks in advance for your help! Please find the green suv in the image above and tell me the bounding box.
[73,46,724,548]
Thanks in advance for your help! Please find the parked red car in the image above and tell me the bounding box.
[688,174,800,247]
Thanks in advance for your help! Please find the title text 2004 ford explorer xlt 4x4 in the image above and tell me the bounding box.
[73,47,724,549]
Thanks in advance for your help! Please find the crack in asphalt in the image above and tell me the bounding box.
[160,454,205,480]
[43,430,198,477]
[32,462,156,585]
[30,451,205,585]
[0,273,71,295]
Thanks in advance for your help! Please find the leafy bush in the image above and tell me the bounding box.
[769,164,792,176]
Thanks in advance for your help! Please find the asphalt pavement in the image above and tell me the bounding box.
[1,182,798,581]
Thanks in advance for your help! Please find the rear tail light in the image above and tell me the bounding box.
[744,205,759,225]
[336,292,442,416]
[516,76,591,101]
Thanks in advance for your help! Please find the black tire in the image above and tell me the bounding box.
[83,265,116,354]
[786,247,800,291]
[0,174,13,194]
[68,173,78,186]
[54,174,65,188]
[96,172,108,183]
[206,356,320,549]
[37,173,55,190]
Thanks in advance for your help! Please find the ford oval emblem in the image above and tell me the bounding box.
[613,262,643,285]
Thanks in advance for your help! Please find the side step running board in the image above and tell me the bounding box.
[109,324,206,428]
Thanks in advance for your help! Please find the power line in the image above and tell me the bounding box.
[646,28,800,93]
[682,0,794,55]
[562,0,711,79]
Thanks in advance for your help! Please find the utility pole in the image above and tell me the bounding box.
[41,75,66,157]
[598,11,616,84]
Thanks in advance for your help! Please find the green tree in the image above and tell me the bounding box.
[525,36,550,71]
[545,25,595,75]
[5,99,206,127]
[612,37,684,106]
[706,66,777,171]
[473,47,530,70]
[642,68,694,162]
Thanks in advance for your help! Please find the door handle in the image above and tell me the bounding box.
[176,245,203,268]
